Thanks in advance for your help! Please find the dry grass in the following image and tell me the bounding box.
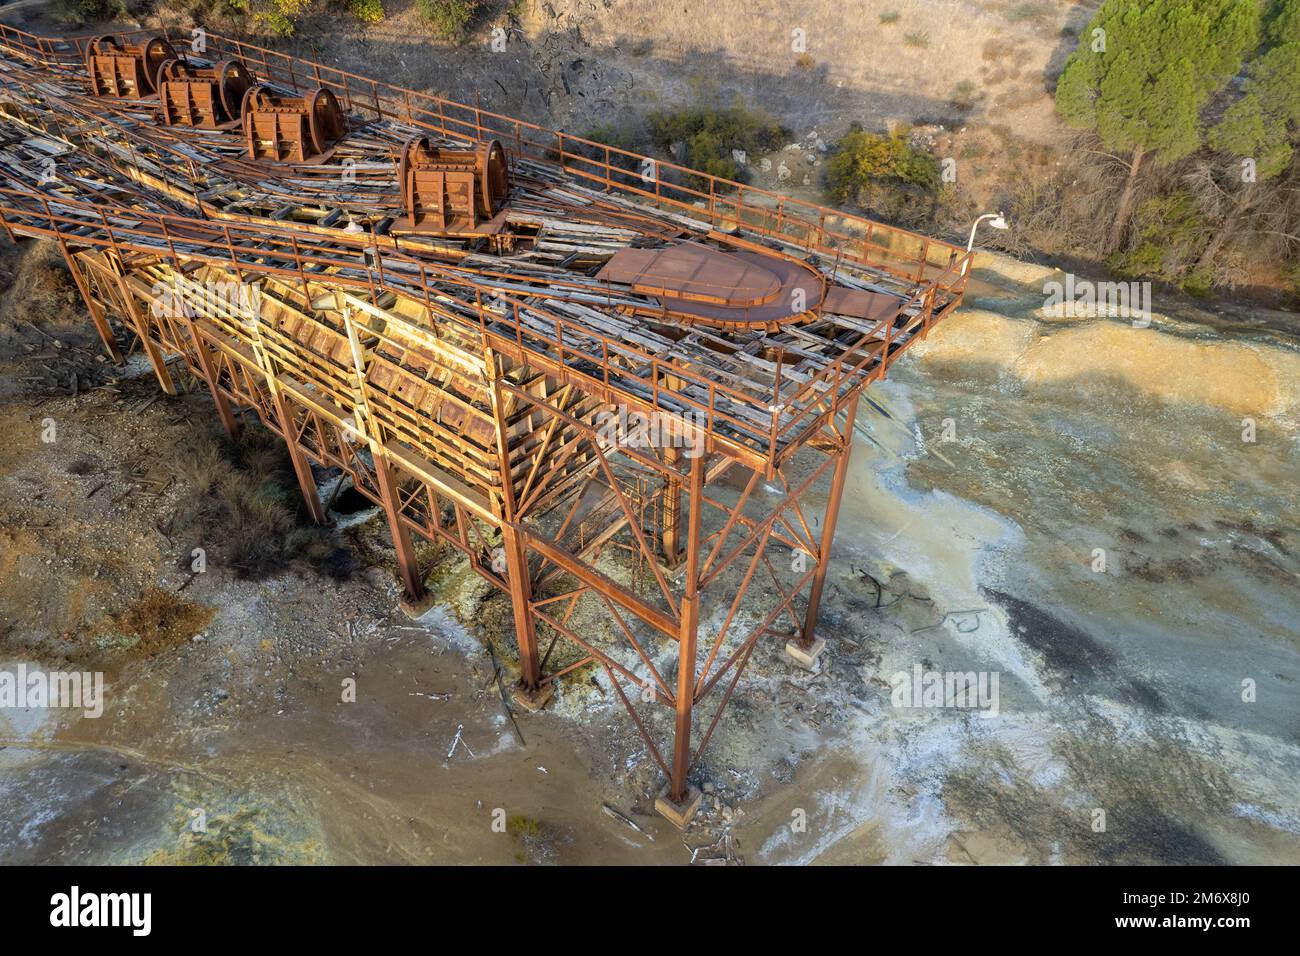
[1003,2,1049,23]
[982,38,1020,62]
[106,586,215,656]
[0,240,81,337]
[168,422,356,581]
[0,239,120,396]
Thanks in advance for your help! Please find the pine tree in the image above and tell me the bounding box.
[1055,0,1265,253]
[1200,0,1300,270]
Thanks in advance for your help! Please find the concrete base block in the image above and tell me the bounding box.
[655,785,703,829]
[511,680,554,713]
[784,636,826,670]
[399,591,437,620]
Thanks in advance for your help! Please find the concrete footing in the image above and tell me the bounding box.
[784,636,826,670]
[655,785,703,829]
[511,680,554,713]
[399,591,437,620]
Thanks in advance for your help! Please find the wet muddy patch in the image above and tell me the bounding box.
[941,721,1243,864]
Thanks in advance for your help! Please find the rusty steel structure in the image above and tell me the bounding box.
[0,25,970,824]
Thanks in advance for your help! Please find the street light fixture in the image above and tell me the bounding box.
[963,212,1009,275]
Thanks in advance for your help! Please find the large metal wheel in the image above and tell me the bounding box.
[216,60,255,121]
[306,87,344,155]
[398,135,431,220]
[399,134,430,183]
[240,84,271,149]
[480,140,508,217]
[153,57,185,102]
[83,33,117,82]
[241,84,271,118]
[141,38,178,95]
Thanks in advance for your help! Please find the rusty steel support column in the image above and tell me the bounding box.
[658,452,704,826]
[483,346,547,708]
[660,444,682,567]
[374,455,427,606]
[110,268,176,396]
[58,242,123,364]
[798,392,861,650]
[503,521,548,709]
[182,318,239,438]
[268,388,328,526]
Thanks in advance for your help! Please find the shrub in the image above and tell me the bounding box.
[169,423,356,581]
[349,0,384,23]
[1005,2,1049,23]
[51,0,129,25]
[824,128,944,226]
[825,128,941,201]
[225,0,313,37]
[107,587,215,655]
[646,105,787,186]
[581,124,643,173]
[0,241,79,330]
[1107,191,1213,294]
[950,80,979,111]
[584,124,640,154]
[415,0,482,43]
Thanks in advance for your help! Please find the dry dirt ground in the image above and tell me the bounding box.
[0,238,1297,865]
[106,0,1084,212]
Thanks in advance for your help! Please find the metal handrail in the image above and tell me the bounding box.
[0,23,968,465]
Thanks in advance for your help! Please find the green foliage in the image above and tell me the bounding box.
[824,128,944,227]
[348,0,384,23]
[415,0,482,43]
[226,0,313,36]
[646,106,787,184]
[1107,192,1213,294]
[824,128,940,204]
[581,124,642,172]
[1056,0,1264,164]
[584,124,639,154]
[1210,0,1300,178]
[506,815,540,839]
[51,0,129,25]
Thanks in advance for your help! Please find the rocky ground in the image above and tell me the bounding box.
[0,236,1296,864]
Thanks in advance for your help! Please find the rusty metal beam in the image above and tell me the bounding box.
[0,22,972,820]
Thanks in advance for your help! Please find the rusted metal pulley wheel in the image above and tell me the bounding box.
[141,37,178,95]
[240,83,270,150]
[306,87,344,156]
[83,34,117,79]
[398,134,429,194]
[216,60,255,120]
[152,57,185,102]
[480,140,508,214]
[240,84,271,119]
